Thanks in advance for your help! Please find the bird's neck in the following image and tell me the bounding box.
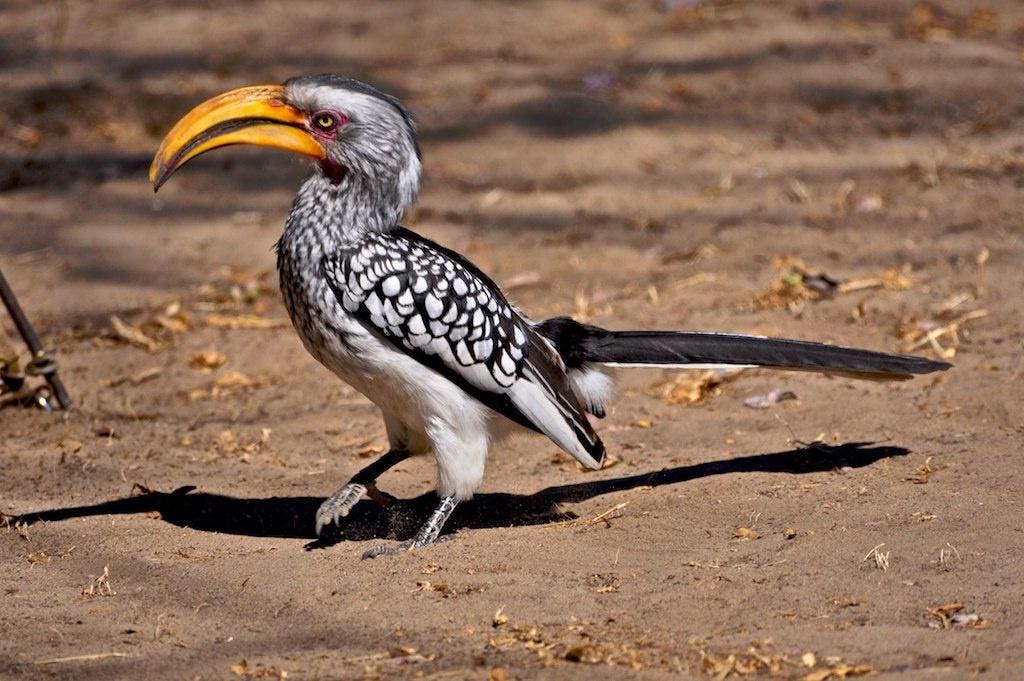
[283,170,416,253]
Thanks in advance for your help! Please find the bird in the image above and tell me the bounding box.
[150,74,950,558]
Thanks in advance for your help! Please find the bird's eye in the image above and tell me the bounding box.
[313,113,336,130]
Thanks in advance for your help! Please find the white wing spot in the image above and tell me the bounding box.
[408,314,426,335]
[425,293,444,319]
[473,338,493,361]
[500,350,515,374]
[382,276,401,297]
[364,293,382,317]
[455,341,473,365]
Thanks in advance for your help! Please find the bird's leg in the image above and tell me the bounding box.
[362,494,458,559]
[315,448,410,535]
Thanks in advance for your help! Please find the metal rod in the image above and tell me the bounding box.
[0,267,72,409]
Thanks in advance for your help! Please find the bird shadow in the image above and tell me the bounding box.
[9,442,905,549]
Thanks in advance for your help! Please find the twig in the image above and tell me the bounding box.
[906,309,988,352]
[547,501,631,529]
[837,277,885,294]
[585,501,630,526]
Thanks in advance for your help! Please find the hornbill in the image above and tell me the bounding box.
[151,75,950,558]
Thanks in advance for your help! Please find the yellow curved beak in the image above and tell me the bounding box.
[150,84,325,191]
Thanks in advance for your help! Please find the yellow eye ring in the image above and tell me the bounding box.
[314,113,336,130]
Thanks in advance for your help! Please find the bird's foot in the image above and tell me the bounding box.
[361,494,458,559]
[361,533,455,559]
[362,538,415,559]
[315,483,368,535]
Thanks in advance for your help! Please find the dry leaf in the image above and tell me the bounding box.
[663,369,743,405]
[232,659,288,679]
[787,178,811,203]
[753,257,839,310]
[925,602,987,629]
[60,438,83,454]
[414,581,452,596]
[216,430,239,454]
[190,351,227,371]
[214,371,256,390]
[155,302,189,333]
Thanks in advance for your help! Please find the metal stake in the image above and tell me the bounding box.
[0,267,72,410]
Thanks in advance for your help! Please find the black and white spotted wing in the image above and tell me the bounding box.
[321,227,605,469]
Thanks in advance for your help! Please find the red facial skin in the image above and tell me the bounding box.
[309,109,349,183]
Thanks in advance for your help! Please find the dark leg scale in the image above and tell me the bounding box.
[362,495,458,559]
[314,448,410,535]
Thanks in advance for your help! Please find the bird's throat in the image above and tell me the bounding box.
[284,172,406,254]
[319,158,347,185]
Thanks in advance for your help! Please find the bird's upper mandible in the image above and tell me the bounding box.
[150,74,422,210]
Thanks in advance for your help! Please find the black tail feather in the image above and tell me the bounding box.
[535,317,951,380]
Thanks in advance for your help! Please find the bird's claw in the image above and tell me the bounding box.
[362,539,414,559]
[314,483,368,535]
[361,533,455,560]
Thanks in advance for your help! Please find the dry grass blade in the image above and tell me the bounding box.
[804,663,873,681]
[906,456,938,484]
[548,501,630,529]
[673,272,717,290]
[102,366,162,387]
[862,544,890,571]
[81,565,116,598]
[502,272,542,290]
[35,652,132,664]
[939,543,961,570]
[585,501,629,526]
[837,267,912,294]
[109,315,159,351]
[203,314,289,330]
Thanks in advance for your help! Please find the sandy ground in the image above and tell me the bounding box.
[2,1,1023,679]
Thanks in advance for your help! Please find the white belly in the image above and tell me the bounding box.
[280,264,494,500]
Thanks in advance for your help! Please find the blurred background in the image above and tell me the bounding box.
[1,1,1022,678]
[2,1,1020,324]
